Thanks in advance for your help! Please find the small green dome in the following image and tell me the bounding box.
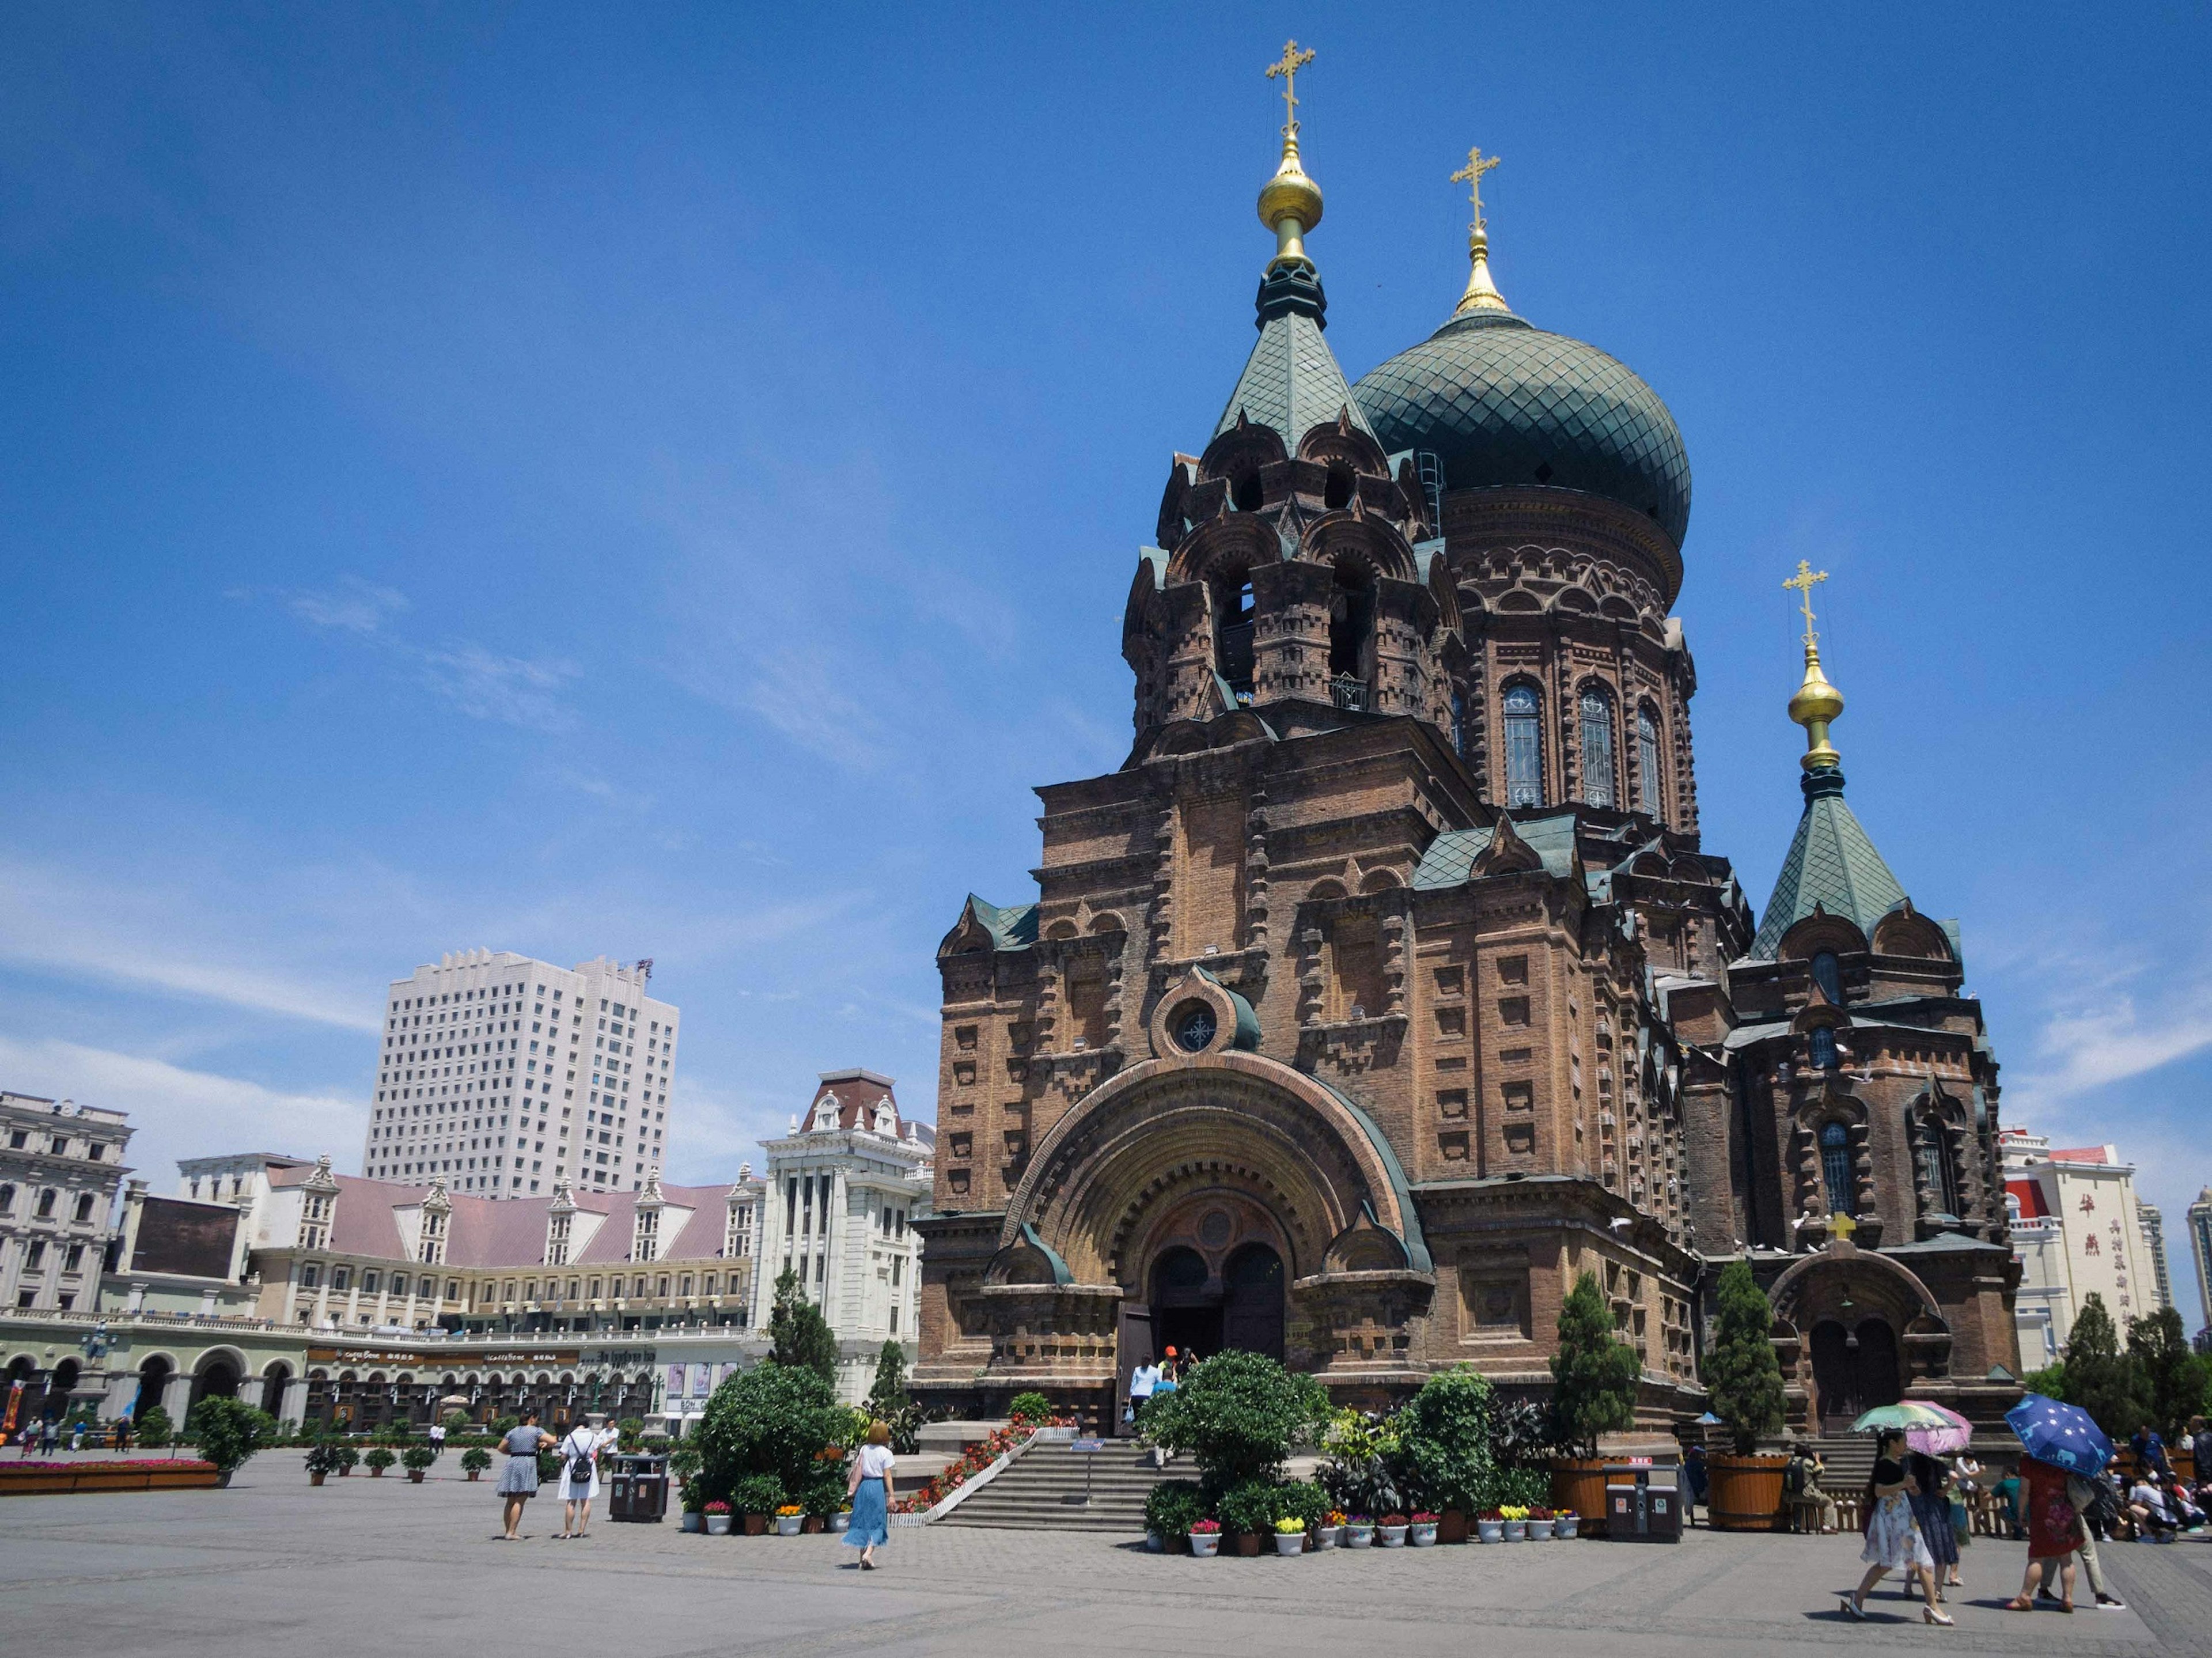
[1353,309,1692,550]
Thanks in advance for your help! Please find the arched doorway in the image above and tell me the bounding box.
[191,1356,240,1410]
[132,1356,172,1421]
[260,1363,291,1416]
[1221,1243,1285,1361]
[1147,1240,1286,1365]
[1809,1318,1904,1431]
[1151,1247,1217,1362]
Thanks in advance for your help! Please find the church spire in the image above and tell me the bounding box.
[1449,145,1512,317]
[1783,560,1844,774]
[1257,40,1323,272]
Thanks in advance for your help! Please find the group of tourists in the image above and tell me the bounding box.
[487,1410,899,1571]
[1124,1347,1189,1426]
[1843,1430,1974,1624]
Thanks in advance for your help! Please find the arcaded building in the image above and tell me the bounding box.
[913,80,2020,1434]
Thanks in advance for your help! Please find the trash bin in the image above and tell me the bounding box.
[607,1452,668,1523]
[1603,1464,1682,1544]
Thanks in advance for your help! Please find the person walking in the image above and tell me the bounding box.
[494,1410,555,1542]
[554,1413,611,1540]
[2004,1455,2081,1612]
[2037,1471,2124,1610]
[1126,1357,1160,1432]
[842,1419,895,1570]
[1907,1451,1961,1592]
[1843,1430,1948,1625]
[1152,1353,1180,1398]
[1683,1443,1710,1527]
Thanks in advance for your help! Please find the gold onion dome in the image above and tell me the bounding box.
[1257,40,1321,270]
[1783,561,1844,772]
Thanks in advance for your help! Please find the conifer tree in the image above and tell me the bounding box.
[2128,1306,2210,1438]
[1550,1270,1640,1458]
[1703,1259,1785,1455]
[866,1339,908,1419]
[768,1266,840,1386]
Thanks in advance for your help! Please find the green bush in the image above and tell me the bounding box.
[402,1444,437,1472]
[1143,1478,1210,1538]
[491,1414,520,1437]
[801,1467,848,1517]
[2021,1362,2069,1402]
[767,1267,840,1384]
[732,1472,786,1516]
[866,1339,908,1419]
[134,1406,173,1448]
[1214,1477,1283,1536]
[441,1410,470,1433]
[1392,1366,1496,1512]
[2128,1306,2210,1439]
[1273,1479,1330,1528]
[331,1443,360,1474]
[377,1418,413,1445]
[1317,1409,1401,1516]
[1489,1464,1551,1509]
[460,1447,492,1476]
[1141,1351,1329,1493]
[1554,1270,1642,1457]
[1007,1391,1053,1424]
[304,1440,343,1478]
[363,1446,396,1474]
[695,1361,851,1507]
[184,1397,277,1479]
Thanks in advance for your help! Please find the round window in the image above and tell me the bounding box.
[1172,1002,1218,1054]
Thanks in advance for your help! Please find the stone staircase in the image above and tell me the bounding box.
[937,1438,1165,1532]
[1816,1434,1878,1498]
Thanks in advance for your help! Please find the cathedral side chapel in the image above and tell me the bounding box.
[912,48,2020,1435]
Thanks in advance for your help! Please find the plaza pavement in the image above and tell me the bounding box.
[3,1462,2209,1657]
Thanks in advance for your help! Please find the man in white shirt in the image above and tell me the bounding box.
[1127,1360,1161,1430]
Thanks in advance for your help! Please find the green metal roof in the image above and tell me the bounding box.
[1214,266,1377,448]
[1411,813,1580,886]
[1748,769,1909,959]
[959,894,1037,952]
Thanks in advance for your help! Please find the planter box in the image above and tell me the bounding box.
[775,1516,802,1536]
[1345,1524,1373,1548]
[829,1512,850,1532]
[407,1470,425,1483]
[309,1472,326,1487]
[704,1515,732,1536]
[1708,1455,1789,1533]
[1550,1460,1610,1537]
[1188,1531,1221,1558]
[743,1514,767,1536]
[1233,1532,1262,1557]
[1274,1532,1305,1556]
[1438,1509,1467,1544]
[1476,1520,1502,1543]
[0,1462,222,1497]
[801,1516,825,1534]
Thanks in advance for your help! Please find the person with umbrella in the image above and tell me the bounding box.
[2001,1394,2113,1614]
[1841,1423,1949,1625]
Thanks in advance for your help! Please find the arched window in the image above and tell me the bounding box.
[0,1184,12,1216]
[1917,1123,1962,1218]
[1579,688,1616,807]
[1450,689,1467,760]
[1328,562,1374,705]
[1214,573,1255,699]
[1820,1122,1855,1216]
[1502,683,1544,807]
[35,1189,55,1220]
[1811,950,1843,1004]
[1636,706,1663,813]
[1324,464,1354,510]
[1809,1025,1839,1069]
[73,1193,94,1223]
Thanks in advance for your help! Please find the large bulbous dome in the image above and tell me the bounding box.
[1353,308,1691,550]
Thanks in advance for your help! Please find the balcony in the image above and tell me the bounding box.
[1330,675,1368,712]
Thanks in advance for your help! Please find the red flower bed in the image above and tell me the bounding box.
[5,1459,217,1473]
[890,1417,1076,1515]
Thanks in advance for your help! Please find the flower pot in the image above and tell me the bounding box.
[802,1516,824,1534]
[743,1514,767,1536]
[1503,1520,1526,1542]
[1314,1525,1338,1550]
[1145,1531,1164,1553]
[680,1511,704,1532]
[1550,1459,1610,1537]
[369,1466,384,1477]
[309,1471,326,1487]
[408,1469,425,1483]
[1707,1454,1789,1533]
[829,1512,850,1532]
[1438,1509,1468,1545]
[465,1471,480,1482]
[1274,1532,1305,1556]
[776,1516,802,1536]
[705,1515,732,1536]
[1476,1520,1503,1543]
[1345,1523,1373,1549]
[1379,1524,1408,1547]
[1555,1513,1579,1539]
[1527,1518,1554,1540]
[1188,1531,1221,1558]
[1409,1522,1437,1547]
[1234,1532,1262,1557]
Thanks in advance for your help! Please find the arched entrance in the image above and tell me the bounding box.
[1809,1319,1904,1431]
[259,1363,291,1416]
[1145,1237,1286,1366]
[191,1355,240,1409]
[132,1356,172,1421]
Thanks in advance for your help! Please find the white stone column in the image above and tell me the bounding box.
[160,1373,194,1422]
[280,1377,308,1428]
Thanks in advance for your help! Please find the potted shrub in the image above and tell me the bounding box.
[1408,1511,1439,1546]
[460,1447,491,1482]
[1188,1518,1222,1558]
[1392,1367,1494,1547]
[1555,1509,1580,1539]
[734,1474,785,1536]
[1527,1505,1555,1541]
[1317,1508,1346,1549]
[1007,1390,1053,1425]
[1272,1516,1307,1557]
[774,1502,804,1536]
[1703,1259,1789,1531]
[1144,1479,1207,1554]
[364,1446,395,1478]
[829,1504,851,1532]
[1549,1271,1639,1532]
[185,1397,276,1487]
[680,1500,705,1533]
[1218,1479,1278,1557]
[1344,1513,1374,1547]
[304,1440,339,1486]
[1475,1509,1504,1543]
[332,1443,361,1478]
[402,1445,436,1483]
[703,1500,733,1536]
[1377,1511,1409,1547]
[1317,1409,1402,1524]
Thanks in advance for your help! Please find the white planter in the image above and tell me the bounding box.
[1379,1525,1408,1547]
[1528,1519,1555,1540]
[1409,1523,1437,1547]
[704,1513,732,1536]
[1145,1531,1165,1553]
[829,1512,850,1532]
[1503,1520,1527,1542]
[1274,1532,1305,1556]
[1315,1525,1339,1549]
[775,1515,802,1536]
[680,1511,704,1532]
[1346,1524,1374,1549]
[1476,1519,1503,1543]
[1188,1531,1221,1558]
[1555,1515,1579,1539]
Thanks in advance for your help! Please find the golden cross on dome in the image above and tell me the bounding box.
[1784,559,1830,650]
[1264,39,1316,137]
[1452,145,1502,233]
[1825,1209,1858,1244]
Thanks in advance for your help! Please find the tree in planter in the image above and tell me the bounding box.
[134,1406,173,1449]
[616,1416,645,1453]
[441,1409,470,1435]
[363,1446,397,1477]
[695,1362,851,1510]
[1143,1478,1210,1543]
[1703,1260,1786,1455]
[184,1397,278,1484]
[402,1445,437,1481]
[2066,1293,2151,1440]
[2127,1306,2209,1440]
[303,1439,343,1482]
[768,1267,841,1385]
[1141,1351,1330,1495]
[1551,1270,1641,1457]
[460,1446,493,1481]
[1391,1365,1497,1515]
[866,1339,908,1421]
[331,1443,361,1475]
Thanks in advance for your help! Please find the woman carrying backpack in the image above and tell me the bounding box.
[554,1413,612,1540]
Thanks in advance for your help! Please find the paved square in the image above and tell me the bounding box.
[3,1464,2210,1656]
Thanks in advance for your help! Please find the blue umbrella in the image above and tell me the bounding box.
[2005,1393,2113,1477]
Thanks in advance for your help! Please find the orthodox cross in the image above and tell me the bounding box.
[1264,40,1315,138]
[1825,1209,1857,1244]
[1452,145,1502,233]
[1784,559,1829,649]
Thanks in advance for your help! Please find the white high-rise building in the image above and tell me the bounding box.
[2001,1127,2162,1366]
[359,949,680,1198]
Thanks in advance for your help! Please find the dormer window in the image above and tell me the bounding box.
[1811,951,1843,1004]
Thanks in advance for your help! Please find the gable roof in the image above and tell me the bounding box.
[1749,770,1910,959]
[1411,813,1580,887]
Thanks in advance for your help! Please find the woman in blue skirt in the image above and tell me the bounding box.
[843,1419,895,1569]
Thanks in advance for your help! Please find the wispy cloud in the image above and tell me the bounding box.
[1989,930,2212,1116]
[0,857,378,1030]
[684,641,895,773]
[283,576,410,636]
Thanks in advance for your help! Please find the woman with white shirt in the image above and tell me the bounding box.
[843,1420,896,1570]
[554,1413,612,1540]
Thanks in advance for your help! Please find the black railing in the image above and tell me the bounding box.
[1331,675,1368,711]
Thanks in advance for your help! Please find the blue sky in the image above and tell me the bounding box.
[4,6,2209,1321]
